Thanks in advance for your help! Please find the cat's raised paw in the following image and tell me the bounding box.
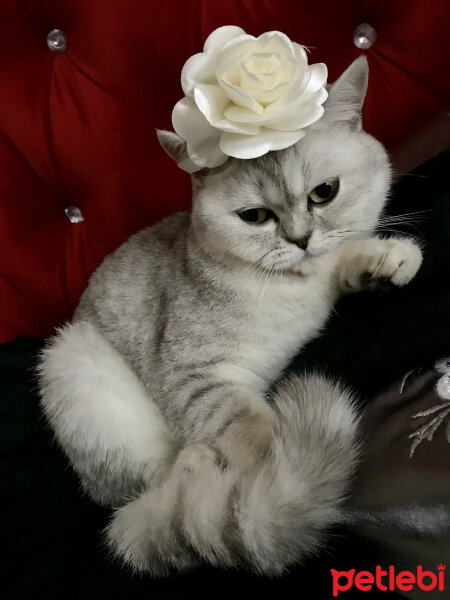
[368,238,423,288]
[339,237,423,293]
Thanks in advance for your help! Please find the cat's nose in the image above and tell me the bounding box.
[297,235,310,250]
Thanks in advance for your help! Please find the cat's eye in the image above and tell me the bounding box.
[237,208,276,224]
[308,178,340,205]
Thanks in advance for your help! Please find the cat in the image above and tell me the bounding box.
[38,57,423,576]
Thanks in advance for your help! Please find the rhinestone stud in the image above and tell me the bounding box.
[65,205,84,223]
[47,29,68,53]
[353,23,377,50]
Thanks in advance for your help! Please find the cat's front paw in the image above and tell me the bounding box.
[339,237,423,294]
[373,238,423,287]
[214,404,275,471]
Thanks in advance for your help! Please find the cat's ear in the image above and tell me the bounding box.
[322,56,368,129]
[157,130,202,174]
[157,130,190,165]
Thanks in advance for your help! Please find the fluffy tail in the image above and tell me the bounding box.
[106,374,360,576]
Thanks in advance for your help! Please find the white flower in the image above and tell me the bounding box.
[172,25,328,172]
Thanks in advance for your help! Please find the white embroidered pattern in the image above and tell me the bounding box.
[408,359,450,458]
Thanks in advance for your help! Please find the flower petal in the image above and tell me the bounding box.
[220,128,305,159]
[220,79,264,114]
[172,97,212,141]
[302,62,328,97]
[267,43,328,111]
[203,25,246,53]
[181,26,246,96]
[194,84,260,134]
[177,156,205,174]
[191,148,228,170]
[220,61,241,87]
[292,43,308,66]
[175,26,328,169]
[194,84,229,123]
[224,104,270,123]
[264,102,325,131]
[255,31,296,59]
[265,64,327,113]
[315,86,329,105]
[247,81,290,105]
[224,104,291,125]
[225,80,327,125]
[262,46,308,111]
[240,54,296,104]
[181,53,216,96]
[172,97,227,168]
[215,35,257,81]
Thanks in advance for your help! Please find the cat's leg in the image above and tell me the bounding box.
[335,236,423,295]
[170,378,276,471]
[106,374,360,576]
[38,321,178,506]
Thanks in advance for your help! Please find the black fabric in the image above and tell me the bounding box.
[0,339,396,599]
[290,149,450,397]
[1,151,448,599]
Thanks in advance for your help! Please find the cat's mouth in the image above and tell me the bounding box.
[270,245,329,274]
[246,240,331,275]
[271,251,312,272]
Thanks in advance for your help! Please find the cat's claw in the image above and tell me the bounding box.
[360,273,392,294]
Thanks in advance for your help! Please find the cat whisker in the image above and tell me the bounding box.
[210,241,247,266]
[377,218,427,227]
[257,264,276,310]
[376,226,424,242]
[316,213,335,230]
[375,223,425,240]
[248,249,277,274]
[395,173,430,179]
[325,229,359,240]
[243,252,277,294]
[249,264,269,294]
[378,208,434,224]
[239,250,278,299]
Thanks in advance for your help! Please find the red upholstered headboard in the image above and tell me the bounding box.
[0,0,449,342]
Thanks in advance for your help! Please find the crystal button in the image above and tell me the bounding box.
[65,205,84,223]
[47,29,68,53]
[353,23,377,50]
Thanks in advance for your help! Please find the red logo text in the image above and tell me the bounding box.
[331,564,446,596]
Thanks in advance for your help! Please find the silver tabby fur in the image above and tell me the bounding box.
[38,58,423,575]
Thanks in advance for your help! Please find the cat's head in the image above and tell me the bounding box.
[159,57,391,274]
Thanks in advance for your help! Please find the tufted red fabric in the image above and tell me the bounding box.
[0,0,449,342]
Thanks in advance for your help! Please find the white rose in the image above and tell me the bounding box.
[172,25,328,172]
